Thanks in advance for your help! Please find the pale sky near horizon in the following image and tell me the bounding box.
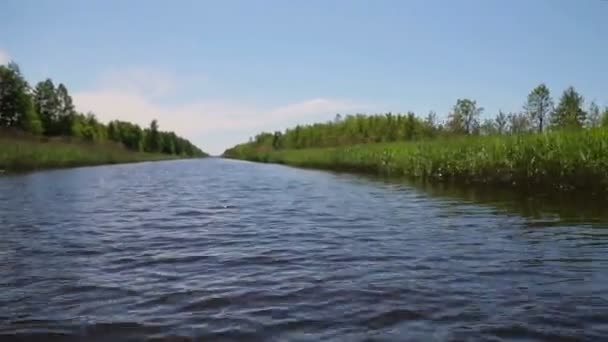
[1,0,607,154]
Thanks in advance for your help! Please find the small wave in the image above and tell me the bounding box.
[223,254,296,267]
[107,254,214,272]
[361,309,428,329]
[180,295,234,312]
[60,284,138,297]
[207,205,237,210]
[174,206,237,217]
[264,318,330,333]
[482,324,582,341]
[0,322,166,342]
[0,332,73,342]
[1,157,605,341]
[174,210,207,217]
[132,290,212,308]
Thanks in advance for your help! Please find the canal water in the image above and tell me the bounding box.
[0,158,606,341]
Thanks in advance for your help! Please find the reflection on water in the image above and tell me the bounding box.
[361,174,608,224]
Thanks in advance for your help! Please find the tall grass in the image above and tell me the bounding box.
[0,132,179,172]
[225,128,608,193]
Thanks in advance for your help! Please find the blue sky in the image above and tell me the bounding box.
[1,0,607,154]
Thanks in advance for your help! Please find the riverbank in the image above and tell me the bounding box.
[224,128,608,194]
[0,134,190,172]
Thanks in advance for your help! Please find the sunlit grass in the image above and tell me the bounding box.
[225,128,608,193]
[0,133,178,172]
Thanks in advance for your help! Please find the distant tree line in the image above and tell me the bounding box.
[225,84,608,154]
[0,61,205,157]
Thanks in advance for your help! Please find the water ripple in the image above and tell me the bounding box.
[0,158,606,341]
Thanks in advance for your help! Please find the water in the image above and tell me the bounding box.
[1,158,607,341]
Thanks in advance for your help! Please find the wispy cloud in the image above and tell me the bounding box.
[72,68,367,154]
[0,50,9,65]
[97,67,183,98]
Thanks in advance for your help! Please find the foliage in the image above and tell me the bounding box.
[480,118,497,135]
[524,84,553,133]
[494,111,508,134]
[0,63,42,133]
[224,83,607,192]
[226,129,608,193]
[587,101,601,128]
[226,84,599,158]
[144,119,161,153]
[0,130,176,172]
[551,86,587,130]
[240,112,435,152]
[0,61,206,158]
[508,112,531,134]
[447,99,482,135]
[34,79,62,135]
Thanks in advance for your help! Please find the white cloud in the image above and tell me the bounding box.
[98,67,180,98]
[0,50,9,65]
[73,68,366,154]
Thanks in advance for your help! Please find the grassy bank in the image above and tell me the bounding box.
[0,133,184,172]
[224,128,608,193]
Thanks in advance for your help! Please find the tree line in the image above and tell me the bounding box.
[0,62,205,157]
[226,84,608,153]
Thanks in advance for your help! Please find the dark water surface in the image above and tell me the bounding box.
[1,158,607,341]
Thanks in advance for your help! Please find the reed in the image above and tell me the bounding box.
[224,128,608,193]
[0,132,179,172]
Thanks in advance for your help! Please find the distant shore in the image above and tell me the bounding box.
[0,133,197,173]
[0,60,207,173]
[223,128,608,194]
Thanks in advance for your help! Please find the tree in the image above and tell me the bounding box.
[480,118,497,135]
[34,79,61,135]
[447,99,482,135]
[403,112,420,140]
[19,104,43,134]
[524,84,553,133]
[495,110,508,134]
[70,113,87,138]
[272,131,283,149]
[551,86,586,130]
[587,101,601,128]
[0,62,42,133]
[508,112,530,134]
[81,112,102,141]
[0,63,22,127]
[423,111,439,138]
[56,83,75,135]
[107,121,118,141]
[0,60,205,155]
[145,119,161,152]
[602,107,608,128]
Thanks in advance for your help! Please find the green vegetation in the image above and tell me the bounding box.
[0,130,176,172]
[0,60,206,172]
[224,84,608,193]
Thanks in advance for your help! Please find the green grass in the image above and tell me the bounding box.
[0,133,181,172]
[225,128,608,193]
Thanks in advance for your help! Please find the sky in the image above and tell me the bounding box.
[1,0,607,154]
